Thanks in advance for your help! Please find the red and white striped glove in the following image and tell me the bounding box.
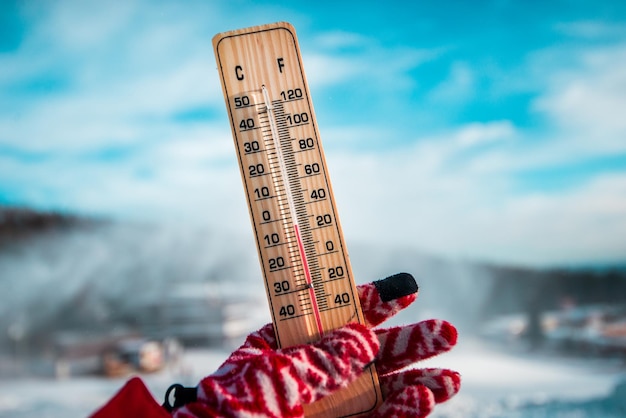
[173,273,460,418]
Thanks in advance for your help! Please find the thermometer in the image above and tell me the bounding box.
[213,22,382,417]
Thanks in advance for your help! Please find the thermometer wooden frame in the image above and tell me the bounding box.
[213,22,382,417]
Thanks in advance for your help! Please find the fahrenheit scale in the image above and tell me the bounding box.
[213,22,382,417]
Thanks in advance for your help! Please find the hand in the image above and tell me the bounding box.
[173,273,460,418]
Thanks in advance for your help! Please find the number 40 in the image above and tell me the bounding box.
[335,293,350,304]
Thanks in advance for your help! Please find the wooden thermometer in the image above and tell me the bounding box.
[213,22,382,417]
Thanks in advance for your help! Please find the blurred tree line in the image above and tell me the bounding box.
[0,206,83,246]
[481,264,626,318]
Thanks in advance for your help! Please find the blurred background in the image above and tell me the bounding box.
[1,0,626,416]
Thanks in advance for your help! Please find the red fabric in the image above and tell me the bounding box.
[90,376,170,418]
[174,277,459,417]
[92,274,461,418]
[358,279,417,328]
[175,323,379,418]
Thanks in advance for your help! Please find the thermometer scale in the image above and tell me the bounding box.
[213,22,382,417]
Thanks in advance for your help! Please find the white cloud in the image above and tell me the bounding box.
[554,20,626,39]
[0,123,245,224]
[304,31,443,91]
[320,101,626,267]
[312,31,370,50]
[453,121,516,147]
[534,43,626,146]
[0,3,225,153]
[328,138,626,267]
[466,41,626,177]
[303,53,361,88]
[31,1,136,51]
[483,173,626,265]
[428,61,475,104]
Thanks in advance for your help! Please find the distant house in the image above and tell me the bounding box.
[138,282,256,347]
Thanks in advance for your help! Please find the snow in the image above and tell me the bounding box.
[425,336,626,417]
[0,348,232,418]
[1,338,624,417]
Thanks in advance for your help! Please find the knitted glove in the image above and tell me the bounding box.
[173,273,460,418]
[360,274,460,417]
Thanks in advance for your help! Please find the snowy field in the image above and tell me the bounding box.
[424,338,626,417]
[1,337,624,417]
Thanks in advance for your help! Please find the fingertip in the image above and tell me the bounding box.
[439,320,458,347]
[418,319,458,353]
[379,368,461,405]
[433,369,462,403]
[373,385,434,418]
[359,273,420,328]
[373,273,418,302]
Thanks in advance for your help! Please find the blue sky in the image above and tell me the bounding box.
[1,0,625,266]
